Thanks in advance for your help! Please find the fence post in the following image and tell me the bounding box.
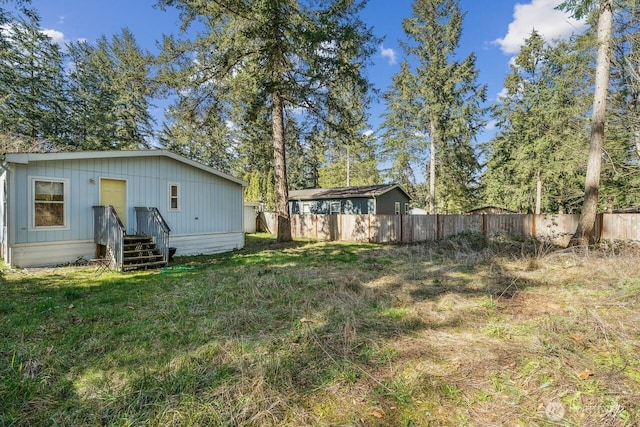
[481,214,487,237]
[531,214,537,239]
[598,213,604,242]
[435,214,440,240]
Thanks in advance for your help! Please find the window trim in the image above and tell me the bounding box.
[30,176,69,231]
[394,202,401,215]
[330,201,341,214]
[168,182,180,212]
[405,203,410,215]
[302,202,311,214]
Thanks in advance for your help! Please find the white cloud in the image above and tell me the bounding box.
[379,43,397,65]
[494,0,587,55]
[497,87,509,99]
[41,28,66,45]
[484,120,498,131]
[2,24,67,47]
[363,129,374,137]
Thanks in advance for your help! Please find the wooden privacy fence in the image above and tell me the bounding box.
[260,213,640,246]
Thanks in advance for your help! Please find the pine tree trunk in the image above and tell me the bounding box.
[429,119,436,215]
[570,0,613,247]
[634,130,640,163]
[535,176,542,215]
[272,91,292,242]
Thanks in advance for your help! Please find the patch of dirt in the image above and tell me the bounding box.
[497,291,565,320]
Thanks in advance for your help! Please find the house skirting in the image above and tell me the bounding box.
[7,240,95,268]
[4,232,245,268]
[169,231,244,256]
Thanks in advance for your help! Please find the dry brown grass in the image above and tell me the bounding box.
[1,235,639,426]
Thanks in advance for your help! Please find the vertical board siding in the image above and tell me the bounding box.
[261,213,640,244]
[375,188,411,215]
[0,171,5,258]
[9,156,243,245]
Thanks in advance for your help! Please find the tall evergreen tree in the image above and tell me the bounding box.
[66,41,116,150]
[317,131,379,188]
[0,13,66,151]
[380,60,421,197]
[0,0,31,26]
[156,0,377,242]
[159,98,234,172]
[391,0,486,214]
[108,29,155,149]
[559,0,614,245]
[482,32,591,214]
[604,0,640,209]
[66,29,155,150]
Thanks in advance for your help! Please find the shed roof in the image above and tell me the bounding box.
[2,150,247,186]
[613,206,640,213]
[467,205,517,214]
[289,184,410,201]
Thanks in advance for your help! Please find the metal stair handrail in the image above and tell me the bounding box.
[134,207,171,263]
[92,205,125,270]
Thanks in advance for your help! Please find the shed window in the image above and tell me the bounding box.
[302,203,311,214]
[169,183,180,211]
[33,179,66,228]
[330,201,341,214]
[405,203,409,214]
[394,202,401,215]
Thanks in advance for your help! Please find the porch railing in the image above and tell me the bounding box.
[134,207,171,262]
[93,205,125,270]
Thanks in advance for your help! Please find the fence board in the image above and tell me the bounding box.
[535,214,578,246]
[602,214,640,241]
[376,215,399,242]
[439,215,482,239]
[258,213,640,245]
[484,214,529,239]
[342,215,370,242]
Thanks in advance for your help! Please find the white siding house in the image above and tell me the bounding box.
[0,150,246,268]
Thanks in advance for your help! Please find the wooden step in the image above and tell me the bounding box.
[124,236,153,245]
[123,245,154,249]
[121,234,166,271]
[124,254,164,262]
[124,249,156,255]
[122,260,167,271]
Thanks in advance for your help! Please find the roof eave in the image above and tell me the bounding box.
[3,150,247,186]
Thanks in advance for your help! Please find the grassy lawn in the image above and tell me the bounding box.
[1,233,639,426]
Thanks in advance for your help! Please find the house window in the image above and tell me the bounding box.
[405,203,410,214]
[302,203,311,214]
[33,178,67,228]
[168,183,180,211]
[330,201,341,214]
[394,202,401,215]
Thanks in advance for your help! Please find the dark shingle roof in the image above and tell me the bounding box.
[289,184,410,201]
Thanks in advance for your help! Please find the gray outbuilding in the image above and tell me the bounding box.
[289,184,411,215]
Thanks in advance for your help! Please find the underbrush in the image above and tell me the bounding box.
[1,234,639,426]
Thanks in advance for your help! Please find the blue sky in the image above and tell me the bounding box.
[29,0,586,147]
